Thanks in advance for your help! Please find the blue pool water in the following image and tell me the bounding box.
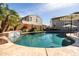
[15,33,74,48]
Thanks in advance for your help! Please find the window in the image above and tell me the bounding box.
[36,18,38,22]
[29,17,32,21]
[27,17,29,21]
[25,17,26,21]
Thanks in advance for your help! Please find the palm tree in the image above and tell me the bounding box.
[0,3,20,33]
[7,9,20,31]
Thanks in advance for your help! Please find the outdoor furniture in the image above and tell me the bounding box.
[62,24,77,32]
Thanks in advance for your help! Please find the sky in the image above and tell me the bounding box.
[8,3,79,25]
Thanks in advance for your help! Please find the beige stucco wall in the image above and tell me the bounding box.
[22,15,42,25]
[51,14,79,30]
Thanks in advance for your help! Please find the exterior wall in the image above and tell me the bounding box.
[21,15,43,31]
[22,15,42,25]
[51,13,79,31]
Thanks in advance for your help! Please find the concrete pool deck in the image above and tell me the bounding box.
[0,34,79,56]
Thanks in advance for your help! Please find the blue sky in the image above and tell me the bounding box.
[8,3,79,25]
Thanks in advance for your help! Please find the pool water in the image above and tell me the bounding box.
[15,33,74,48]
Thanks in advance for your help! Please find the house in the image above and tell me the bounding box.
[50,12,79,31]
[21,15,43,32]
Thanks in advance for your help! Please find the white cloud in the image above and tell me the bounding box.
[39,3,77,12]
[19,3,77,17]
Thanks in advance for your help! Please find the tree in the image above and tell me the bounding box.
[0,3,20,33]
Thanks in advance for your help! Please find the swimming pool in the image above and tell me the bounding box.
[15,33,74,48]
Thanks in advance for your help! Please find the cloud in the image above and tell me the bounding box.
[38,3,77,12]
[18,3,77,17]
[17,8,36,17]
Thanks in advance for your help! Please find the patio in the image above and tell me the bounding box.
[0,36,79,56]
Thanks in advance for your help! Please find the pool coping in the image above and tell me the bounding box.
[0,33,79,56]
